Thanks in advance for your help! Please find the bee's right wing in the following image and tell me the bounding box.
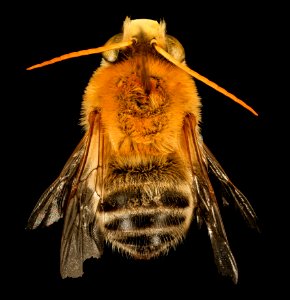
[27,134,88,229]
[202,143,259,229]
[27,110,107,278]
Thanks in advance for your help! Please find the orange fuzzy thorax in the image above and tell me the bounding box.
[82,55,201,156]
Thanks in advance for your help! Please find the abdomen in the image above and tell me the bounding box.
[98,154,195,259]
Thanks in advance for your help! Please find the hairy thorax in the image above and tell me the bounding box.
[82,55,201,155]
[116,73,169,141]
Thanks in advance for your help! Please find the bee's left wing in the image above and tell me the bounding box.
[182,114,240,283]
[28,110,106,278]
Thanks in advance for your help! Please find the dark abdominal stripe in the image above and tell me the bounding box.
[105,213,186,231]
[101,189,189,212]
[121,234,175,247]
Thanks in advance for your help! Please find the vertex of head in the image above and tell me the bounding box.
[102,18,167,63]
[122,18,167,48]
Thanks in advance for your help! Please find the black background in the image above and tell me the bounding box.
[5,1,286,299]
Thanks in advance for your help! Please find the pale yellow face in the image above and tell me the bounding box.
[122,17,166,47]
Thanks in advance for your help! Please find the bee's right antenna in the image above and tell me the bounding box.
[153,43,258,117]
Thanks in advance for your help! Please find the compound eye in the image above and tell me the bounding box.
[102,33,123,62]
[165,35,185,63]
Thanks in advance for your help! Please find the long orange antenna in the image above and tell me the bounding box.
[26,40,133,70]
[27,38,258,117]
[154,44,258,116]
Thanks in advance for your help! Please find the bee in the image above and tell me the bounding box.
[27,17,259,283]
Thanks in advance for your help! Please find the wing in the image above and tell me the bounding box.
[202,144,259,230]
[182,113,257,284]
[27,135,87,229]
[27,110,107,278]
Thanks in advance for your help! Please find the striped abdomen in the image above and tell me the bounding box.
[98,155,195,259]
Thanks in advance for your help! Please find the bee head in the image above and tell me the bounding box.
[102,17,185,64]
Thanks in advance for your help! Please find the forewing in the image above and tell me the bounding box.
[202,144,259,230]
[183,114,238,283]
[27,134,88,229]
[27,110,106,278]
[60,111,107,278]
